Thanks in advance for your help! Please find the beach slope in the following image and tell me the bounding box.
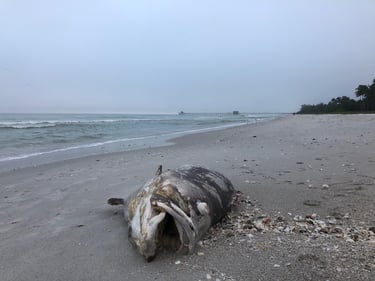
[0,115,374,280]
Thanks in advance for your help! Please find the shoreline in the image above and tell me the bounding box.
[0,112,281,171]
[0,116,278,174]
[0,114,374,280]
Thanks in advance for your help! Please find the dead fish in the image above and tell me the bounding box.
[107,165,235,261]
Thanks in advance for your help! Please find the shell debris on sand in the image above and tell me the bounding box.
[198,195,374,279]
[199,192,375,274]
[202,195,375,246]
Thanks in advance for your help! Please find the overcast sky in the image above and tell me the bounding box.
[1,1,375,113]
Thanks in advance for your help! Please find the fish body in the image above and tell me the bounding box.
[108,165,235,261]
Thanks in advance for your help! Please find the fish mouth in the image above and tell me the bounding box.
[153,200,197,253]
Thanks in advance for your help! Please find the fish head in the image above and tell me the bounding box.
[127,184,198,261]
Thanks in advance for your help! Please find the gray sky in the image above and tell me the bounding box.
[1,0,375,113]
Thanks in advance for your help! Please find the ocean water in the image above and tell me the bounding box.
[0,113,278,169]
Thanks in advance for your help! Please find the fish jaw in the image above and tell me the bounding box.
[153,200,198,253]
[127,193,166,261]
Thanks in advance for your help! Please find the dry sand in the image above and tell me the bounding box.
[0,114,374,281]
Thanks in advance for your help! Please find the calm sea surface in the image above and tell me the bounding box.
[0,113,279,168]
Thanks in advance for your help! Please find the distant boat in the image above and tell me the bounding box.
[178,111,185,115]
[233,111,240,115]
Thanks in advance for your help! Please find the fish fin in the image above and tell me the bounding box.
[107,198,125,205]
[155,164,162,176]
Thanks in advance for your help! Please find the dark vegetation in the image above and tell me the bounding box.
[298,78,375,114]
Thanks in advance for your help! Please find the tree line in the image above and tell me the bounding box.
[298,78,375,114]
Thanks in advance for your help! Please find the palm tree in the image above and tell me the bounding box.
[355,85,369,100]
[355,84,369,110]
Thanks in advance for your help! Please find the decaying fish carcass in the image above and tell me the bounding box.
[107,165,235,261]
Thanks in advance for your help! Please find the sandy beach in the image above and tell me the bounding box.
[0,114,374,281]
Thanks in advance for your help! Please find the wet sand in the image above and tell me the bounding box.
[0,114,374,280]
